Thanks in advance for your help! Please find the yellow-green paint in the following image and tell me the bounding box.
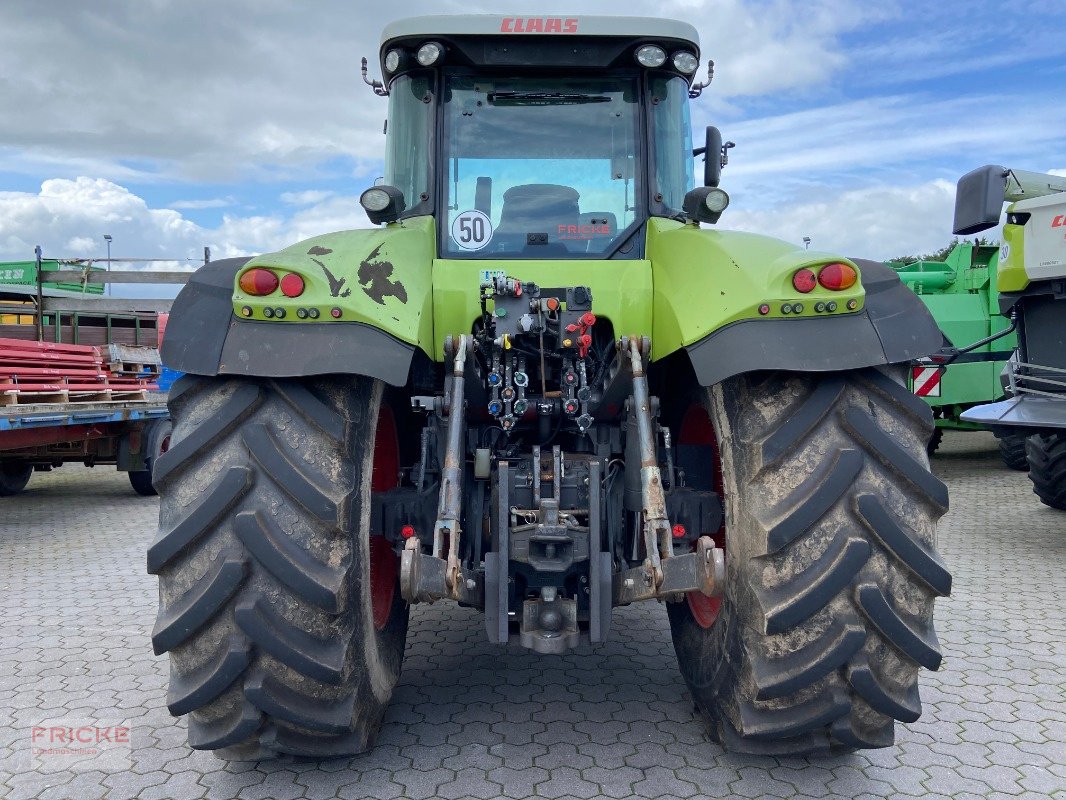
[646,218,864,358]
[235,215,868,365]
[431,259,653,358]
[232,216,437,354]
[997,211,1029,292]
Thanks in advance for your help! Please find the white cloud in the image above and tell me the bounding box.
[280,190,336,206]
[727,179,964,261]
[0,178,370,273]
[170,197,235,210]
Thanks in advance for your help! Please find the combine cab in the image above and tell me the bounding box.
[954,165,1066,509]
[152,15,951,758]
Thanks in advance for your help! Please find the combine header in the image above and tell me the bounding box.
[892,244,1025,465]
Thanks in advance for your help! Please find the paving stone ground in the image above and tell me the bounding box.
[1,430,1064,800]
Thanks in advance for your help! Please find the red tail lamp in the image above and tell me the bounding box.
[792,268,817,293]
[401,524,416,539]
[280,273,305,298]
[672,524,687,539]
[819,262,858,291]
[238,268,279,296]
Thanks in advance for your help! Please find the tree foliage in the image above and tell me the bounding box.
[891,236,997,265]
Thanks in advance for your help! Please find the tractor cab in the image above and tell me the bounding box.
[362,15,725,259]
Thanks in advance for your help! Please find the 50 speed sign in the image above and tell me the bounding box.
[451,210,494,251]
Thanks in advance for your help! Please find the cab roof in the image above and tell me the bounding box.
[381,14,700,52]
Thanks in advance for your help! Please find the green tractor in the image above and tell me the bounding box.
[151,15,951,759]
[954,165,1066,509]
[892,244,1026,466]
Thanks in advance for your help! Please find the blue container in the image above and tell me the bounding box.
[157,367,183,393]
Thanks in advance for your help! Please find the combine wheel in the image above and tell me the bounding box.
[130,419,173,496]
[149,374,409,759]
[1027,432,1066,510]
[926,427,943,456]
[998,433,1030,472]
[668,368,951,753]
[0,462,32,496]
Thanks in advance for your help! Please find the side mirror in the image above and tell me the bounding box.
[953,165,1007,235]
[703,126,723,188]
[359,184,406,225]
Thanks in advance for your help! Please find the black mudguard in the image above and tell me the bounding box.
[160,258,415,387]
[686,258,941,386]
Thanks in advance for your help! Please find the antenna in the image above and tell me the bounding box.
[360,57,388,97]
[689,60,714,99]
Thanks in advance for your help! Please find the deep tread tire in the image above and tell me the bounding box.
[998,433,1030,472]
[149,374,409,760]
[1027,432,1066,510]
[0,462,32,496]
[667,367,950,754]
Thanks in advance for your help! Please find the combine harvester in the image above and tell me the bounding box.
[954,165,1066,509]
[892,244,1025,465]
[0,249,193,495]
[152,15,952,758]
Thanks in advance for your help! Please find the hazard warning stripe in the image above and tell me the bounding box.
[912,366,943,397]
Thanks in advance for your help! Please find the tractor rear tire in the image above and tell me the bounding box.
[149,374,409,760]
[0,462,32,496]
[926,427,943,456]
[1027,432,1066,510]
[667,368,950,754]
[998,433,1030,471]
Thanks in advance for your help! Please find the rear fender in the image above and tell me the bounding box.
[647,219,941,385]
[161,217,435,386]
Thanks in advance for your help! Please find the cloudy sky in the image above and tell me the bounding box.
[1,0,1064,285]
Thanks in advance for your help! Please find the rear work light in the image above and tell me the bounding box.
[792,268,817,293]
[818,262,858,291]
[238,268,279,296]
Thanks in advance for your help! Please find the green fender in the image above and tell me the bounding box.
[162,217,436,386]
[647,218,942,385]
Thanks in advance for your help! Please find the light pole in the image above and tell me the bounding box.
[103,234,112,296]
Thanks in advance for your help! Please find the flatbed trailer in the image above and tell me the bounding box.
[0,395,171,496]
[0,251,194,496]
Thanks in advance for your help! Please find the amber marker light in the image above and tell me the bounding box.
[818,262,858,291]
[238,268,279,296]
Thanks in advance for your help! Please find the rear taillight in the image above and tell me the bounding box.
[238,268,279,296]
[792,268,817,293]
[818,262,858,291]
[280,273,305,298]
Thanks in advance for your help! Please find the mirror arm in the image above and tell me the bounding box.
[361,57,389,97]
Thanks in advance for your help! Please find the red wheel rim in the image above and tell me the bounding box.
[678,403,726,629]
[370,404,400,630]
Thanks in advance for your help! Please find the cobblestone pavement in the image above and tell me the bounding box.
[1,431,1064,800]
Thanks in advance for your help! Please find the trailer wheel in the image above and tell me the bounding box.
[667,368,950,754]
[0,462,32,496]
[1027,432,1066,510]
[149,374,409,759]
[130,420,173,496]
[998,433,1030,471]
